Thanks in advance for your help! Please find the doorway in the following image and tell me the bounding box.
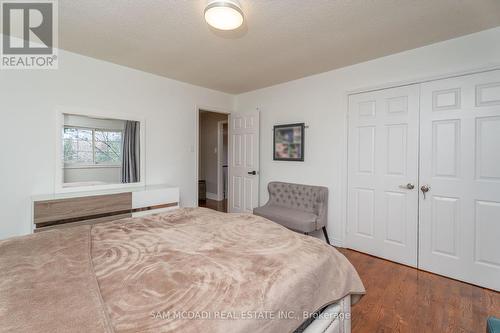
[198,110,228,212]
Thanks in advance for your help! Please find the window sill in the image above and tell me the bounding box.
[64,165,121,169]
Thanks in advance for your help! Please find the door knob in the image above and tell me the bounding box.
[406,183,415,190]
[421,184,431,199]
[247,171,257,175]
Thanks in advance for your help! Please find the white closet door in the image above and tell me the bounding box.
[346,85,420,266]
[419,70,500,290]
[228,111,260,213]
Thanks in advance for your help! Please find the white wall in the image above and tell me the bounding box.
[2,27,499,241]
[64,167,121,184]
[235,27,500,245]
[0,45,233,240]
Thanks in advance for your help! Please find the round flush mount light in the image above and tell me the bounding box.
[204,0,244,31]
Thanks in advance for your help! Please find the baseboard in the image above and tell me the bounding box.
[308,230,344,247]
[331,238,344,247]
[206,192,219,201]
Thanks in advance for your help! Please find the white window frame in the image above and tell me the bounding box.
[63,125,124,168]
[55,109,146,193]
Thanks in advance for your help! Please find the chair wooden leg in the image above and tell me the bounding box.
[322,226,331,245]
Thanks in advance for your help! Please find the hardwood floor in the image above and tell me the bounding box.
[199,199,227,213]
[338,248,500,333]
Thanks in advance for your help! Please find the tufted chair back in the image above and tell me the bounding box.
[266,181,328,227]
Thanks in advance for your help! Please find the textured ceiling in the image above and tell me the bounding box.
[56,0,500,94]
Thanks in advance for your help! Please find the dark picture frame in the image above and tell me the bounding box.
[273,123,305,161]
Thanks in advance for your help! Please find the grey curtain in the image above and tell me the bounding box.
[121,121,140,183]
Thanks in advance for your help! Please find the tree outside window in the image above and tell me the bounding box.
[63,127,122,166]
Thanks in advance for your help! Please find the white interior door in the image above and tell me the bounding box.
[419,70,500,290]
[228,111,260,213]
[346,85,420,267]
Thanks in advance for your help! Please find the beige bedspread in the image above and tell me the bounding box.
[0,208,364,333]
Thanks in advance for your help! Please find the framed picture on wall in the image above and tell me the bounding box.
[273,123,305,161]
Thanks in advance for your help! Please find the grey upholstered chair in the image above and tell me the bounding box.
[253,182,330,245]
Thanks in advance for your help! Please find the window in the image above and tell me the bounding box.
[63,126,122,166]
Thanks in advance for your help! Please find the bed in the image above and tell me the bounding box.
[0,208,365,333]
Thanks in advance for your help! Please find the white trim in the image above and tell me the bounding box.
[337,91,350,248]
[347,63,500,96]
[63,165,121,169]
[206,192,219,201]
[195,105,232,207]
[63,124,125,131]
[217,120,228,201]
[342,65,500,247]
[54,108,146,193]
[331,238,344,248]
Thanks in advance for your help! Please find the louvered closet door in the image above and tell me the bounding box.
[419,70,500,290]
[346,85,420,267]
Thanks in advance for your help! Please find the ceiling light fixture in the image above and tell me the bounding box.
[204,0,244,31]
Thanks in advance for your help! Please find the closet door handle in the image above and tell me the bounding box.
[247,171,257,175]
[421,184,431,199]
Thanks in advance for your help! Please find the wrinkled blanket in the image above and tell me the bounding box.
[0,208,365,333]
